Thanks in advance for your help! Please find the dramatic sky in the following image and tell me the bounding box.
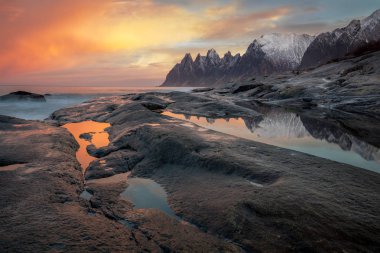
[0,0,379,86]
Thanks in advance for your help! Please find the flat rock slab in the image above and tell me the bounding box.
[0,116,158,252]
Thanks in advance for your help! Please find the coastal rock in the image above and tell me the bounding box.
[3,46,379,251]
[79,132,93,141]
[0,116,150,252]
[85,150,144,180]
[231,83,262,94]
[49,91,380,252]
[192,87,214,92]
[0,91,46,102]
[141,101,167,111]
[1,114,240,252]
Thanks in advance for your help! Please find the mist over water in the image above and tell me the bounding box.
[0,94,99,120]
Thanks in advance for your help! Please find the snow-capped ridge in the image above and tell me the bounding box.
[300,8,380,69]
[162,9,380,86]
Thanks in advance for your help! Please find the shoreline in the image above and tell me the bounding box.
[0,51,380,252]
[1,88,379,252]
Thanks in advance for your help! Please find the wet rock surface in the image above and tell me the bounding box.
[0,116,145,252]
[86,150,144,180]
[205,50,380,147]
[0,115,240,252]
[1,49,380,252]
[48,89,380,252]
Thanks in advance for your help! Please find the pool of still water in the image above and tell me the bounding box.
[162,111,380,173]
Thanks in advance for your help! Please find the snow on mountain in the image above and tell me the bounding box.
[162,9,380,86]
[162,33,315,86]
[205,49,221,66]
[300,9,380,69]
[254,33,315,69]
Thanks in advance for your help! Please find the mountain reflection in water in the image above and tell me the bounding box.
[162,111,380,173]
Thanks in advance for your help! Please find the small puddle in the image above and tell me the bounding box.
[62,121,179,220]
[62,120,110,172]
[120,177,177,218]
[162,111,380,173]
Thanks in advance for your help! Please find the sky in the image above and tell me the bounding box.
[0,0,379,87]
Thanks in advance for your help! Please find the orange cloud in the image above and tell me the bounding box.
[0,0,295,85]
[0,1,203,76]
[0,0,107,75]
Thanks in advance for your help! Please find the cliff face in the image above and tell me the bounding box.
[162,33,314,87]
[300,9,380,69]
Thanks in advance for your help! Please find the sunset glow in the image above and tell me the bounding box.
[0,0,378,86]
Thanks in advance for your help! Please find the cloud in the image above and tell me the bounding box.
[0,0,203,77]
[204,4,237,18]
[1,0,292,85]
[0,0,373,86]
[199,6,293,40]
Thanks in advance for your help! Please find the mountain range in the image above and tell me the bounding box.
[162,9,380,87]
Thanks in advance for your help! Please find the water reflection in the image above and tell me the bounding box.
[162,111,380,173]
[62,121,110,172]
[120,177,177,218]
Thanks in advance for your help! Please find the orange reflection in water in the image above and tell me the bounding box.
[162,111,251,135]
[63,121,110,172]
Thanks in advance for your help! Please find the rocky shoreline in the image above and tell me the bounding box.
[1,50,380,252]
[1,81,379,252]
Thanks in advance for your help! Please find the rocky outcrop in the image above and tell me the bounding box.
[0,91,46,102]
[47,92,380,252]
[300,9,380,69]
[162,33,314,87]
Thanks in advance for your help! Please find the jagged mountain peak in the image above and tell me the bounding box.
[194,53,202,62]
[224,51,232,57]
[163,33,314,86]
[180,53,193,65]
[365,8,380,20]
[207,48,218,55]
[162,9,380,86]
[361,9,380,29]
[347,19,361,32]
[206,48,220,59]
[221,51,241,68]
[205,48,221,66]
[222,51,233,61]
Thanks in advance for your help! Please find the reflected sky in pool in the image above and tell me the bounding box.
[120,177,177,218]
[62,120,110,172]
[162,111,380,173]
